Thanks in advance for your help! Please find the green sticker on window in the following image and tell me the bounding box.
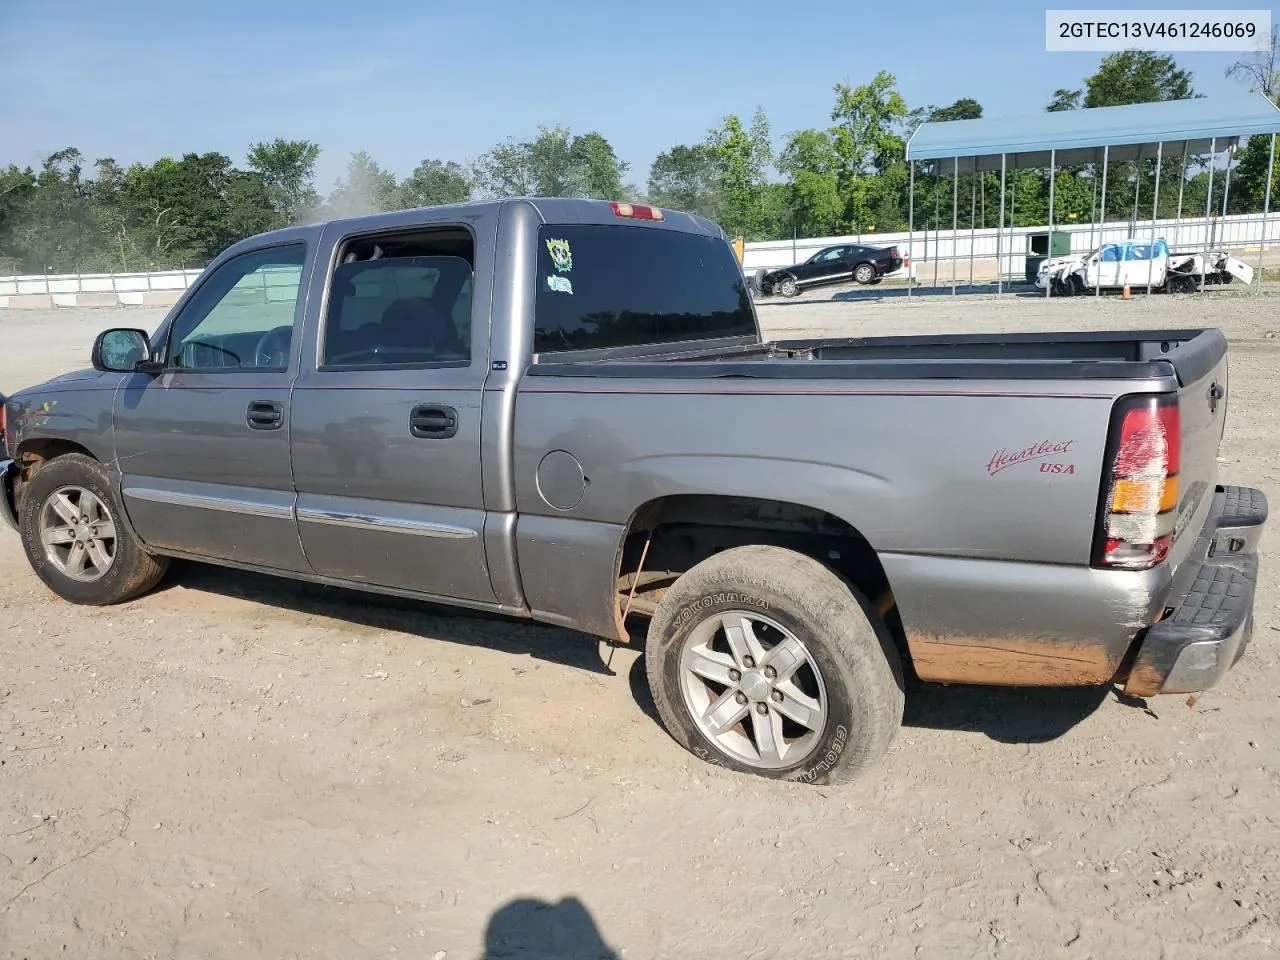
[545,238,573,273]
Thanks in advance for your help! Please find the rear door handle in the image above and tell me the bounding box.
[409,404,458,439]
[247,400,284,430]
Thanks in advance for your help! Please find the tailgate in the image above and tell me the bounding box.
[1167,334,1229,571]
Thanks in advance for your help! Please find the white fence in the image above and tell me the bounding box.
[2,209,1276,308]
[0,268,204,306]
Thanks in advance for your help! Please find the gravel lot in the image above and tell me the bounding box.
[2,286,1278,959]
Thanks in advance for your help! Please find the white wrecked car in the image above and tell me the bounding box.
[1036,238,1254,295]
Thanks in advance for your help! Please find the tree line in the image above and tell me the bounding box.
[2,45,1277,276]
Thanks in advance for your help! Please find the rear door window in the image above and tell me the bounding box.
[533,224,756,355]
[321,255,472,368]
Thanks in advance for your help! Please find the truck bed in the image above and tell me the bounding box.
[530,328,1226,388]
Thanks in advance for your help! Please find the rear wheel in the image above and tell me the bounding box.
[853,263,876,284]
[18,453,168,605]
[644,545,904,785]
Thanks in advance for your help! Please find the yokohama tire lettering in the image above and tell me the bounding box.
[795,725,849,783]
[675,592,770,629]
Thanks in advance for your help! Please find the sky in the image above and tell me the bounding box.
[0,0,1270,192]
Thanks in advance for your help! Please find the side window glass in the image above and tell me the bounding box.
[321,255,473,368]
[1100,246,1120,263]
[168,244,306,371]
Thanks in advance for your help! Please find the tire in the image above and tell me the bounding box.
[777,277,798,298]
[867,276,883,285]
[853,263,876,284]
[644,544,904,785]
[18,453,168,605]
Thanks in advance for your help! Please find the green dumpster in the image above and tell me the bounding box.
[1025,231,1072,283]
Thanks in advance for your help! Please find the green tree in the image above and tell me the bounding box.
[0,163,38,273]
[706,107,775,239]
[324,151,399,219]
[1068,51,1200,223]
[472,125,628,199]
[394,158,473,209]
[246,138,322,225]
[1045,89,1082,112]
[1083,49,1195,107]
[930,98,983,123]
[569,131,629,200]
[1226,27,1280,208]
[778,128,842,236]
[646,143,722,220]
[830,71,909,231]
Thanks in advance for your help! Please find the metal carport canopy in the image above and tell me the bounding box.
[906,94,1280,174]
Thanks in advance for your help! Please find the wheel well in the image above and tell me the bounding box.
[615,494,907,656]
[18,438,96,470]
[13,439,98,506]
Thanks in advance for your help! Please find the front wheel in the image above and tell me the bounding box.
[777,277,799,298]
[18,453,169,605]
[644,545,904,785]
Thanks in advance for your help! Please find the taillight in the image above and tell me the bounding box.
[1094,393,1180,569]
[610,201,664,221]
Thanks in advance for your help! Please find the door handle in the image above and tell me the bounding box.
[247,400,284,430]
[409,404,458,439]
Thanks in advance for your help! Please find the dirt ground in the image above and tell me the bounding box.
[1,285,1278,960]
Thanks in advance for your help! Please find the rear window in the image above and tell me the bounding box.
[533,224,756,354]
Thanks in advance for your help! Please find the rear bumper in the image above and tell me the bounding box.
[0,459,17,532]
[1122,484,1267,698]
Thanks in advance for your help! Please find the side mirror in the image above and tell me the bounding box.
[92,328,157,374]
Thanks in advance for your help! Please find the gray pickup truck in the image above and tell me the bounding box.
[0,197,1267,785]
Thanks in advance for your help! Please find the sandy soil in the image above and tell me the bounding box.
[1,286,1278,960]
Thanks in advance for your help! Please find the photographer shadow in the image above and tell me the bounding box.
[481,896,620,960]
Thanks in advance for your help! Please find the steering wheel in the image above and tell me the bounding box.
[253,325,293,367]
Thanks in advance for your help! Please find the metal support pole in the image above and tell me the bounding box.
[952,156,959,295]
[970,170,977,287]
[1174,141,1188,249]
[1089,156,1099,253]
[1201,137,1217,292]
[907,159,915,299]
[1219,144,1234,248]
[1045,149,1056,299]
[997,154,1006,295]
[933,174,940,289]
[1256,133,1275,295]
[1147,141,1163,296]
[1096,145,1109,299]
[1131,152,1142,233]
[1010,165,1016,282]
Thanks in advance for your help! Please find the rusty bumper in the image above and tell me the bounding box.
[1123,485,1267,698]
